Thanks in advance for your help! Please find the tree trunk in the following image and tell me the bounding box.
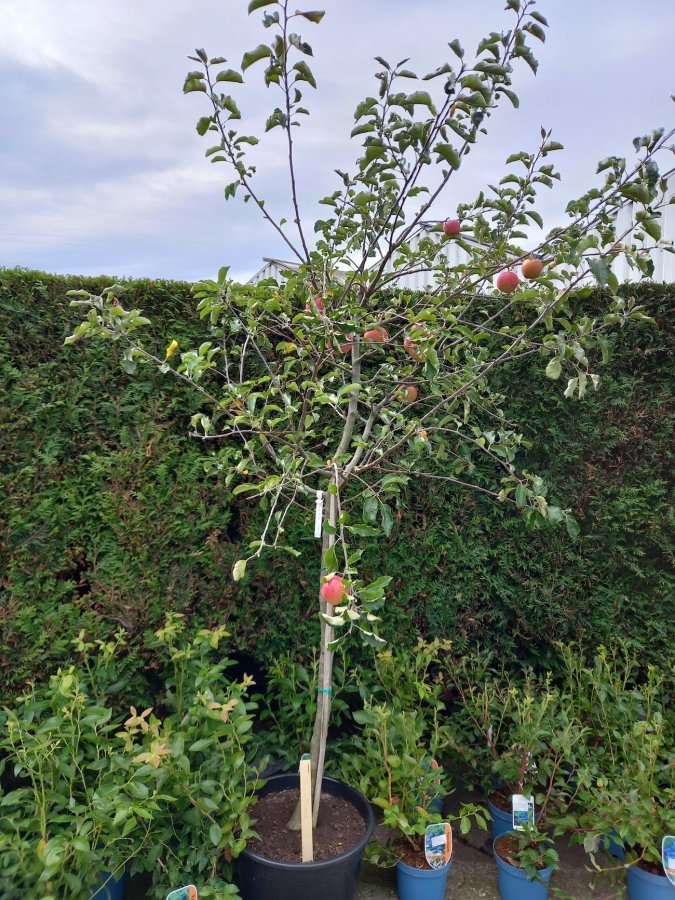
[287,487,336,830]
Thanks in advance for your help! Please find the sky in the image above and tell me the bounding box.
[0,0,673,283]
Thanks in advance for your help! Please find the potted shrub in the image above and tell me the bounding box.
[65,0,671,896]
[567,647,674,899]
[446,651,586,843]
[0,615,263,900]
[0,665,147,899]
[492,826,557,900]
[338,686,485,900]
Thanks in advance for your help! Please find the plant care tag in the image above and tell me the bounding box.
[166,888,198,900]
[424,822,452,869]
[512,794,535,831]
[314,490,324,538]
[663,835,675,886]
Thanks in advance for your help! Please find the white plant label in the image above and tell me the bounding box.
[663,835,675,886]
[512,794,535,831]
[314,490,324,538]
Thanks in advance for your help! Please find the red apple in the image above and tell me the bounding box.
[339,336,353,354]
[521,257,543,279]
[403,336,423,361]
[363,326,388,343]
[496,270,519,293]
[399,385,418,403]
[443,218,461,236]
[404,323,429,361]
[321,575,347,606]
[305,294,325,314]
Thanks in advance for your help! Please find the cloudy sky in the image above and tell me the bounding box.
[1,0,673,283]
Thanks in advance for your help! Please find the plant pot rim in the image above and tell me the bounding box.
[630,858,669,880]
[396,856,452,872]
[240,773,375,871]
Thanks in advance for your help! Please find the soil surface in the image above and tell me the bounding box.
[395,841,429,869]
[246,788,366,863]
[635,856,666,877]
[494,834,548,871]
[488,789,511,813]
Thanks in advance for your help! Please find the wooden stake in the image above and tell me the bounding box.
[299,754,314,862]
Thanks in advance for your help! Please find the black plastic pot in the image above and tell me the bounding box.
[237,774,375,900]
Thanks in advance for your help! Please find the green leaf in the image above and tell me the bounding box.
[563,378,578,399]
[643,218,661,241]
[515,484,528,508]
[351,122,376,138]
[435,143,461,169]
[233,483,259,496]
[189,738,215,752]
[183,73,207,94]
[233,559,247,581]
[242,44,272,71]
[293,60,316,88]
[448,39,464,58]
[248,0,276,12]
[405,90,436,113]
[209,823,222,846]
[296,10,325,23]
[588,257,611,286]
[363,493,378,524]
[380,503,395,537]
[565,513,580,540]
[196,117,212,136]
[324,545,339,574]
[216,69,244,84]
[545,357,562,380]
[346,524,381,537]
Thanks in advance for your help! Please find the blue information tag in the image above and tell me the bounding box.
[663,836,675,887]
[424,823,452,869]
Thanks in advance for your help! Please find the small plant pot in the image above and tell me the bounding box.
[236,774,375,900]
[396,857,452,900]
[600,830,625,861]
[488,795,541,842]
[90,869,126,900]
[626,862,673,899]
[493,837,553,900]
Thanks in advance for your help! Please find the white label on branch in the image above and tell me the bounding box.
[314,490,324,538]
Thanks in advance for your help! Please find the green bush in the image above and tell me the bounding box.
[1,268,673,699]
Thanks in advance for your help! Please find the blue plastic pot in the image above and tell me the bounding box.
[90,869,126,900]
[396,857,452,900]
[600,830,625,861]
[493,837,553,900]
[626,863,673,899]
[488,796,541,841]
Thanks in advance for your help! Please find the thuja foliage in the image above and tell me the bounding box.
[0,270,673,700]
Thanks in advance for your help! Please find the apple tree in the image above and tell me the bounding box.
[66,0,673,827]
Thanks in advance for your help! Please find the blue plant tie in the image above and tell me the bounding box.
[317,687,332,695]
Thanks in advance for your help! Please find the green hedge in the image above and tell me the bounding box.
[1,268,672,697]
